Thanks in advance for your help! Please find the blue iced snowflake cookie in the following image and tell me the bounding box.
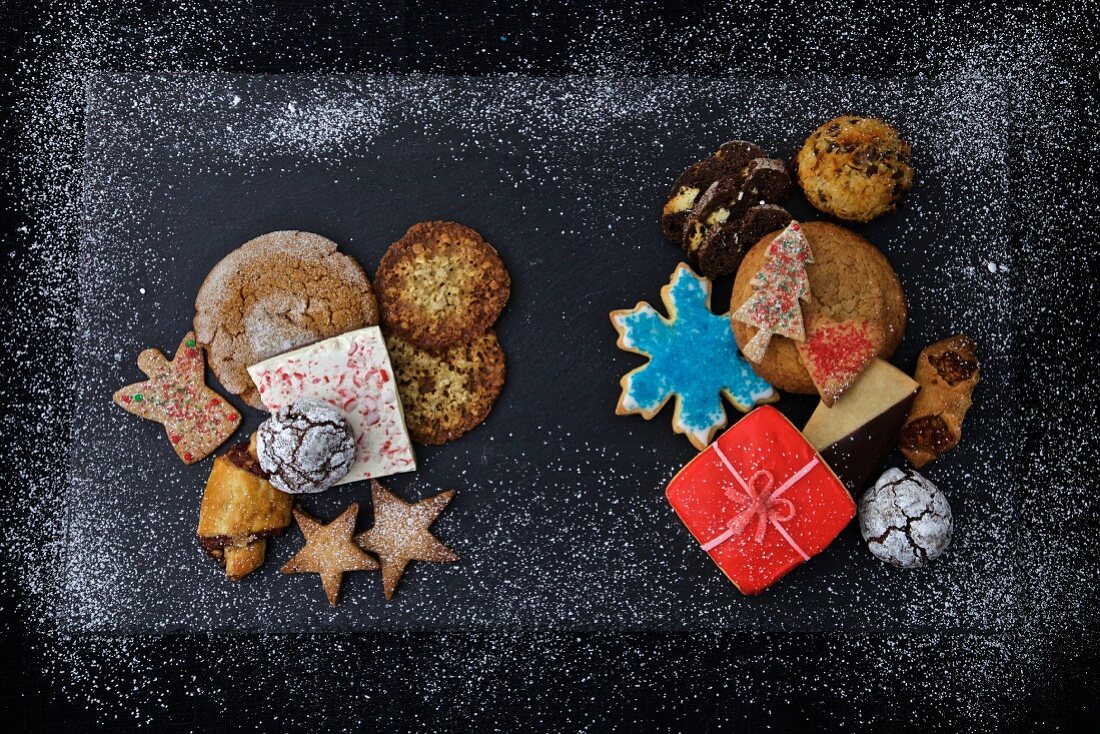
[610,263,776,450]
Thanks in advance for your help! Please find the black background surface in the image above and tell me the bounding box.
[68,73,1016,635]
[2,1,1098,731]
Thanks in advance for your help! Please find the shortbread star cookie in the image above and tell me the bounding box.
[355,481,458,600]
[281,503,379,606]
[610,263,776,451]
[113,331,241,463]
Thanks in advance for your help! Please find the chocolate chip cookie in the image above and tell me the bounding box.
[795,116,914,223]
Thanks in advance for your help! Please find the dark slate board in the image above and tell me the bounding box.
[64,73,1016,633]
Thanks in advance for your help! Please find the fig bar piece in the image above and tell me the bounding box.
[802,358,919,493]
[665,405,856,595]
[899,334,980,468]
[247,326,416,483]
[197,441,294,580]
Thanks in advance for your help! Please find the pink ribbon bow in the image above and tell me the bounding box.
[700,443,818,561]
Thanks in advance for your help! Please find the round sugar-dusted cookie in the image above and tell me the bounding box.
[194,230,379,409]
[385,330,506,445]
[376,221,510,353]
[730,221,906,393]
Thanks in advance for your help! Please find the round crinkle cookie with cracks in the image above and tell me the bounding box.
[375,221,511,353]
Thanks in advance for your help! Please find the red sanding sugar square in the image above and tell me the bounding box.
[665,405,856,595]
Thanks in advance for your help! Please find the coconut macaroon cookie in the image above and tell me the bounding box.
[794,116,914,223]
[731,221,906,394]
[194,230,379,409]
[375,221,510,353]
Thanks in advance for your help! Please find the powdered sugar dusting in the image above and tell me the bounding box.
[2,3,1096,730]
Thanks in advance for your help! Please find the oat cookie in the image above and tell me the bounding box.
[795,116,914,223]
[731,221,906,393]
[193,230,379,409]
[375,221,510,353]
[385,331,506,445]
[281,503,379,607]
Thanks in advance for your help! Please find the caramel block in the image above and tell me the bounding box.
[802,359,918,493]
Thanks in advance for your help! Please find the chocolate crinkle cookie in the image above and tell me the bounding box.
[859,467,952,569]
[256,398,356,494]
[665,141,793,278]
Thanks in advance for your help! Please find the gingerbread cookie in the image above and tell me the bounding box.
[194,230,379,409]
[375,221,510,353]
[795,116,914,223]
[385,331,506,445]
[355,481,458,600]
[611,263,775,451]
[113,331,241,463]
[731,221,906,394]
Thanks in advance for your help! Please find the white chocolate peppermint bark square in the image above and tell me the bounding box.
[247,326,416,483]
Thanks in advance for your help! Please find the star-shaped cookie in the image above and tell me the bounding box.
[113,331,241,463]
[281,503,379,606]
[355,481,458,600]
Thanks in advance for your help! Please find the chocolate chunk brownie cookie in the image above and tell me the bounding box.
[668,143,794,278]
[385,331,506,445]
[795,116,914,223]
[194,231,379,410]
[376,221,510,353]
[662,140,765,243]
[730,221,906,393]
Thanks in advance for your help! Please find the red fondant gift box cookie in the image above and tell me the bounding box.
[665,405,856,594]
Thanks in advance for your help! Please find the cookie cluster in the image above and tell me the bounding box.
[376,221,511,445]
[622,115,980,591]
[662,140,793,278]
